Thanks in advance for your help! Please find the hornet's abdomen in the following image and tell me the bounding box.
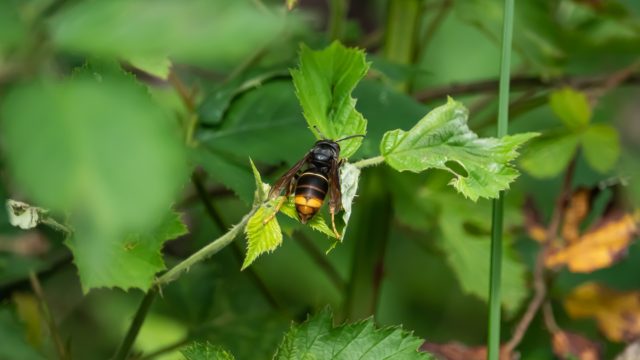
[294,170,329,223]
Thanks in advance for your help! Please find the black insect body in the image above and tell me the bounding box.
[292,141,339,224]
[267,135,364,238]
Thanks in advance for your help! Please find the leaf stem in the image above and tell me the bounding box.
[40,217,72,234]
[155,207,257,287]
[192,172,282,310]
[115,205,258,359]
[113,290,157,360]
[487,0,514,359]
[352,156,384,169]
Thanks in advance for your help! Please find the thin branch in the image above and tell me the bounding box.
[413,73,640,102]
[113,290,157,360]
[547,155,578,242]
[115,206,257,359]
[588,60,640,106]
[0,251,72,301]
[504,154,578,353]
[168,71,196,113]
[29,272,69,360]
[191,172,282,310]
[543,301,561,334]
[503,252,546,354]
[155,208,258,287]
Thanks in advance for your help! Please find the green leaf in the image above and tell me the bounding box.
[51,0,289,65]
[126,55,172,80]
[274,308,433,359]
[181,341,235,360]
[279,197,337,239]
[519,131,581,178]
[0,74,188,291]
[380,98,537,200]
[581,124,620,173]
[436,195,528,315]
[0,2,27,55]
[198,81,313,166]
[192,148,255,205]
[249,158,269,204]
[291,42,370,158]
[549,87,592,129]
[242,200,283,270]
[65,211,187,291]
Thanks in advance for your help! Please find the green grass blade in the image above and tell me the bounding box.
[488,0,515,359]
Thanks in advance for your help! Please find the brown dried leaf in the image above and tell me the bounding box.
[546,211,639,272]
[562,188,595,244]
[420,342,513,360]
[524,197,547,243]
[552,330,600,360]
[564,283,640,342]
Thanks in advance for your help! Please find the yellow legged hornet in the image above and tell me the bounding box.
[265,134,365,238]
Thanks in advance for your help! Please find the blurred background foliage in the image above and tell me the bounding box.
[0,0,639,359]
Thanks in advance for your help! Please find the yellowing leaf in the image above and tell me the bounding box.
[242,200,283,270]
[561,188,594,245]
[564,283,640,342]
[552,331,600,360]
[286,0,298,10]
[546,211,639,272]
[12,293,42,348]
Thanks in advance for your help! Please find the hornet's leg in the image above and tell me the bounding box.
[263,178,296,225]
[329,206,342,239]
[263,196,287,225]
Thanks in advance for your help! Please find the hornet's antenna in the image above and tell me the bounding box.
[336,134,366,142]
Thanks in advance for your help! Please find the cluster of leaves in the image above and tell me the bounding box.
[241,42,536,270]
[0,0,638,359]
[520,87,621,178]
[524,185,640,353]
[181,309,431,360]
